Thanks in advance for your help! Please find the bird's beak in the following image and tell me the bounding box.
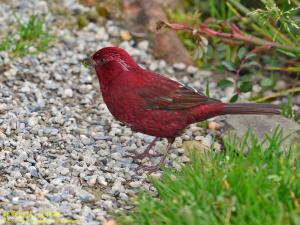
[81,56,96,68]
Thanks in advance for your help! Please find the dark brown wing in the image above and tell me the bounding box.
[136,74,220,110]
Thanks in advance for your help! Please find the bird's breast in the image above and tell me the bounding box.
[101,85,143,124]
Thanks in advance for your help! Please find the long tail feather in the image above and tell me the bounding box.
[223,103,280,115]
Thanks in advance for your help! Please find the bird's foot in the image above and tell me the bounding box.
[135,164,162,173]
[141,165,161,173]
[125,151,163,161]
[132,138,174,174]
[135,153,169,174]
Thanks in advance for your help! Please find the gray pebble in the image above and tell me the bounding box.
[79,190,95,202]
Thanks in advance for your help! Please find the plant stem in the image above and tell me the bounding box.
[254,87,300,103]
[157,20,300,52]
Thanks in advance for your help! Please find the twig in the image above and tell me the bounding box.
[254,87,300,103]
[266,66,300,72]
[156,21,300,52]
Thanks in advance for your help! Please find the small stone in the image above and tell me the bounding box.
[11,171,22,178]
[28,117,39,127]
[208,121,222,131]
[120,30,131,41]
[107,25,120,37]
[19,121,26,129]
[187,65,198,74]
[213,142,222,152]
[0,104,8,113]
[0,130,6,140]
[202,136,212,148]
[35,190,46,200]
[80,74,92,84]
[28,46,37,53]
[253,84,262,93]
[182,76,189,83]
[143,135,154,144]
[63,88,73,98]
[119,192,128,201]
[98,176,107,186]
[12,197,19,204]
[87,175,97,186]
[103,220,117,225]
[20,86,31,93]
[149,62,158,71]
[173,63,186,70]
[275,80,286,90]
[94,135,112,141]
[45,81,59,90]
[129,181,142,188]
[96,27,109,40]
[103,200,113,209]
[46,194,62,202]
[111,180,124,193]
[79,190,95,202]
[79,85,92,94]
[60,167,69,175]
[81,135,92,145]
[158,60,166,69]
[111,152,122,160]
[36,1,48,13]
[180,155,190,163]
[137,40,149,51]
[194,135,203,141]
[28,166,39,177]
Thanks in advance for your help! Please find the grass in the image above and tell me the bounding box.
[118,128,300,225]
[0,14,56,56]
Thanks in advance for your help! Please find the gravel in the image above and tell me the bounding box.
[0,0,290,224]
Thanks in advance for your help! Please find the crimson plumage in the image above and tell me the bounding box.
[91,47,280,170]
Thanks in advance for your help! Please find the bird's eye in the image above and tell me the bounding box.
[99,58,106,64]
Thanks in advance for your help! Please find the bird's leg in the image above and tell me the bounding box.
[140,138,175,173]
[126,137,163,160]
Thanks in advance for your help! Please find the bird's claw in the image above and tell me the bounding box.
[135,164,161,173]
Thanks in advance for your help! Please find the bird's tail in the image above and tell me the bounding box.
[223,103,280,115]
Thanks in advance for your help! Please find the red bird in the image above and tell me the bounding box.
[90,47,280,171]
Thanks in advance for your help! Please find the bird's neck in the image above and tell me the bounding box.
[96,61,138,87]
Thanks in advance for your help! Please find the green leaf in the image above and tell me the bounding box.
[245,53,256,60]
[222,61,236,72]
[260,78,274,88]
[197,121,208,129]
[278,49,298,58]
[205,77,210,97]
[230,93,239,103]
[217,79,234,89]
[242,61,260,69]
[238,75,251,82]
[238,47,247,60]
[239,81,253,93]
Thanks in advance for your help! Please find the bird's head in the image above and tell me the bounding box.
[90,47,138,86]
